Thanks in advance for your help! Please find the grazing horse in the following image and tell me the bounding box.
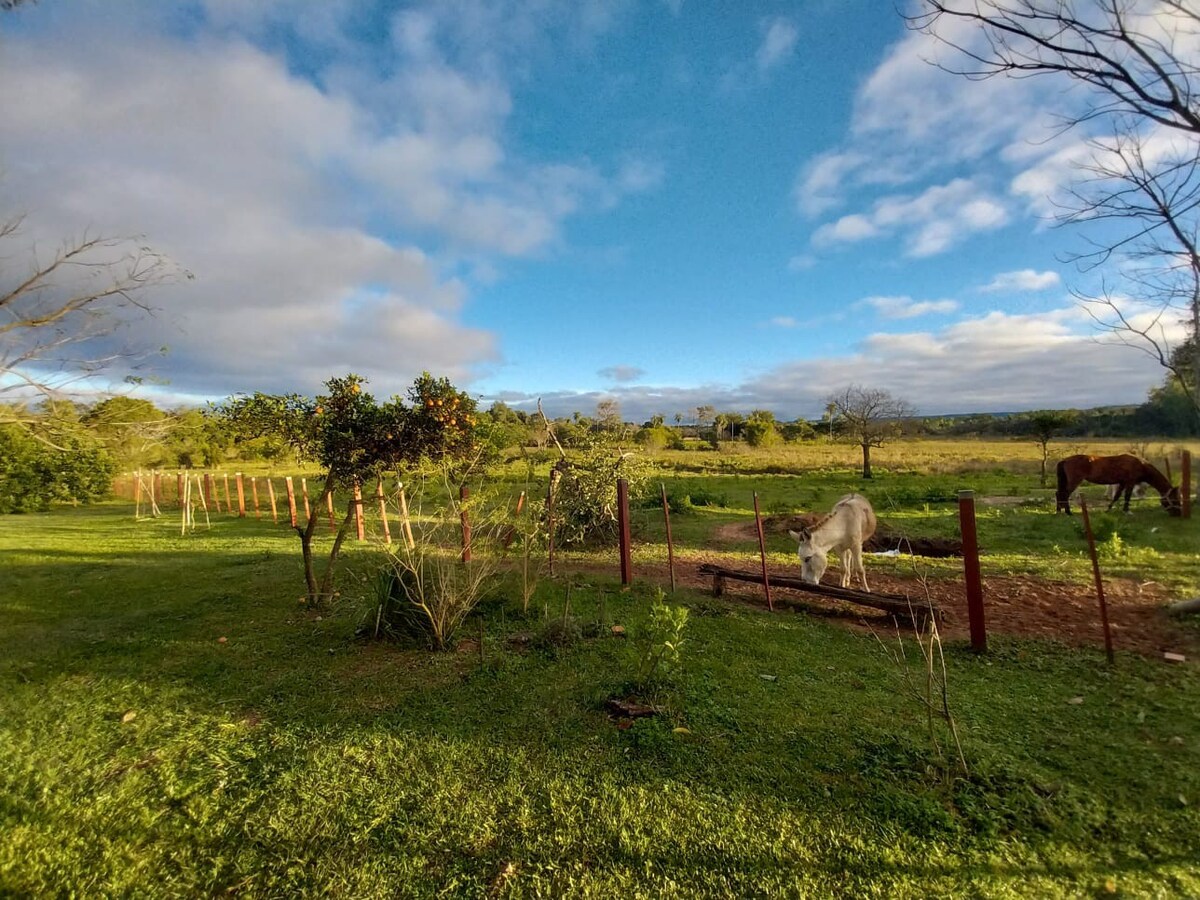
[1055,454,1182,516]
[788,493,878,592]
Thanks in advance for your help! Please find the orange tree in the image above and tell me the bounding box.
[220,372,478,605]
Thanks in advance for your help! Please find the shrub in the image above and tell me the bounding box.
[0,426,116,513]
[551,437,654,547]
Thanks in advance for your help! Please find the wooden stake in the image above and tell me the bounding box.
[266,478,279,523]
[617,478,631,586]
[398,483,415,549]
[177,472,185,508]
[661,483,676,593]
[193,475,211,529]
[135,472,143,519]
[204,473,216,511]
[460,484,471,562]
[326,489,336,530]
[353,482,365,541]
[284,477,298,528]
[301,477,311,522]
[223,473,233,515]
[251,477,261,518]
[547,476,556,577]
[1182,450,1192,520]
[752,492,772,611]
[377,477,392,545]
[235,473,246,517]
[1080,498,1116,664]
[958,490,987,654]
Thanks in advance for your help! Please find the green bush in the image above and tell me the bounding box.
[0,426,116,513]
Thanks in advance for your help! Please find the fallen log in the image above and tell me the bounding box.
[697,563,941,626]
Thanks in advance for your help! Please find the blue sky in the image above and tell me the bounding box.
[1,1,1185,422]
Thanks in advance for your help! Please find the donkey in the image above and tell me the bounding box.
[788,493,878,592]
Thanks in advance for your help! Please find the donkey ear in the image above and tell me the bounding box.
[788,528,809,542]
[787,529,801,541]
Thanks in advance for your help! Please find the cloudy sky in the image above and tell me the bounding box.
[0,0,1188,421]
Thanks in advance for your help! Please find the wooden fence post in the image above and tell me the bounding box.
[1080,498,1116,664]
[204,473,216,511]
[250,477,261,518]
[398,483,415,549]
[326,489,336,531]
[753,492,773,611]
[235,473,246,517]
[284,477,298,528]
[222,473,233,516]
[617,478,631,586]
[460,484,471,562]
[377,477,392,545]
[353,482,365,541]
[266,478,279,523]
[547,475,557,577]
[176,472,185,508]
[958,490,987,653]
[301,477,311,523]
[661,483,676,593]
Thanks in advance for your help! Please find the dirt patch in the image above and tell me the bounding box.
[564,553,1197,660]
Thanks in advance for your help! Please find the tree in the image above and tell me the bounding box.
[221,373,479,606]
[1,215,190,430]
[828,385,915,479]
[909,0,1200,427]
[1025,409,1080,486]
[742,409,782,448]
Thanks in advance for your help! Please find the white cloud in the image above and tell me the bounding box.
[980,269,1062,293]
[598,365,645,383]
[0,5,659,399]
[770,316,799,328]
[858,296,958,319]
[756,18,798,73]
[813,179,1009,257]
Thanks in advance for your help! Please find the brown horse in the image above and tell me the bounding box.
[1055,454,1182,516]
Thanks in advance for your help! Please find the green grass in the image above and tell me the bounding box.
[3,470,1200,896]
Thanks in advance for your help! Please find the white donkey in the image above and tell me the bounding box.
[787,493,877,592]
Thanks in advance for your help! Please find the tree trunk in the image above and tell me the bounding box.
[298,475,335,605]
[861,442,873,479]
[1039,442,1049,487]
[316,497,359,603]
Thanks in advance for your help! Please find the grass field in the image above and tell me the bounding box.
[4,438,1200,897]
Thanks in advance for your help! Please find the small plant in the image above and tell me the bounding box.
[636,589,689,688]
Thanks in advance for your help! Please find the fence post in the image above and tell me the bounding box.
[377,477,392,545]
[266,478,279,523]
[460,484,471,562]
[353,482,365,541]
[177,472,185,508]
[661,483,676,593]
[284,477,298,528]
[204,473,216,511]
[1079,498,1116,664]
[301,477,312,523]
[235,473,246,518]
[1182,450,1192,520]
[326,489,337,530]
[397,482,415,549]
[547,475,557,577]
[958,490,987,653]
[617,478,631,586]
[251,477,261,518]
[753,492,773,611]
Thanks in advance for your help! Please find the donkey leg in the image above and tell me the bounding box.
[854,546,870,593]
[840,550,852,588]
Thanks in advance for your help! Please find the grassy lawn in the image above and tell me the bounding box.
[4,443,1200,897]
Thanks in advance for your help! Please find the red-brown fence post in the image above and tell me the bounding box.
[661,483,676,593]
[353,482,365,541]
[251,477,261,518]
[753,492,773,611]
[1079,498,1116,664]
[176,472,185,508]
[958,490,987,653]
[377,477,392,545]
[617,477,631,586]
[204,473,216,511]
[284,477,298,528]
[460,484,471,562]
[235,473,246,518]
[301,478,312,523]
[221,473,232,516]
[266,478,279,524]
[1182,450,1192,520]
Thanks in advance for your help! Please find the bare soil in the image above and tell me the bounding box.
[573,528,1198,659]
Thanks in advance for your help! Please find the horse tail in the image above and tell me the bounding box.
[1055,459,1069,507]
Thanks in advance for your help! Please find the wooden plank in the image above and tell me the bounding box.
[697,563,939,622]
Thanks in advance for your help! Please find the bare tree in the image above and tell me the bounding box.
[908,0,1200,425]
[828,385,915,479]
[0,214,189,429]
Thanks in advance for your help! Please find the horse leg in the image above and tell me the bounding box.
[1123,484,1134,513]
[1105,485,1121,512]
